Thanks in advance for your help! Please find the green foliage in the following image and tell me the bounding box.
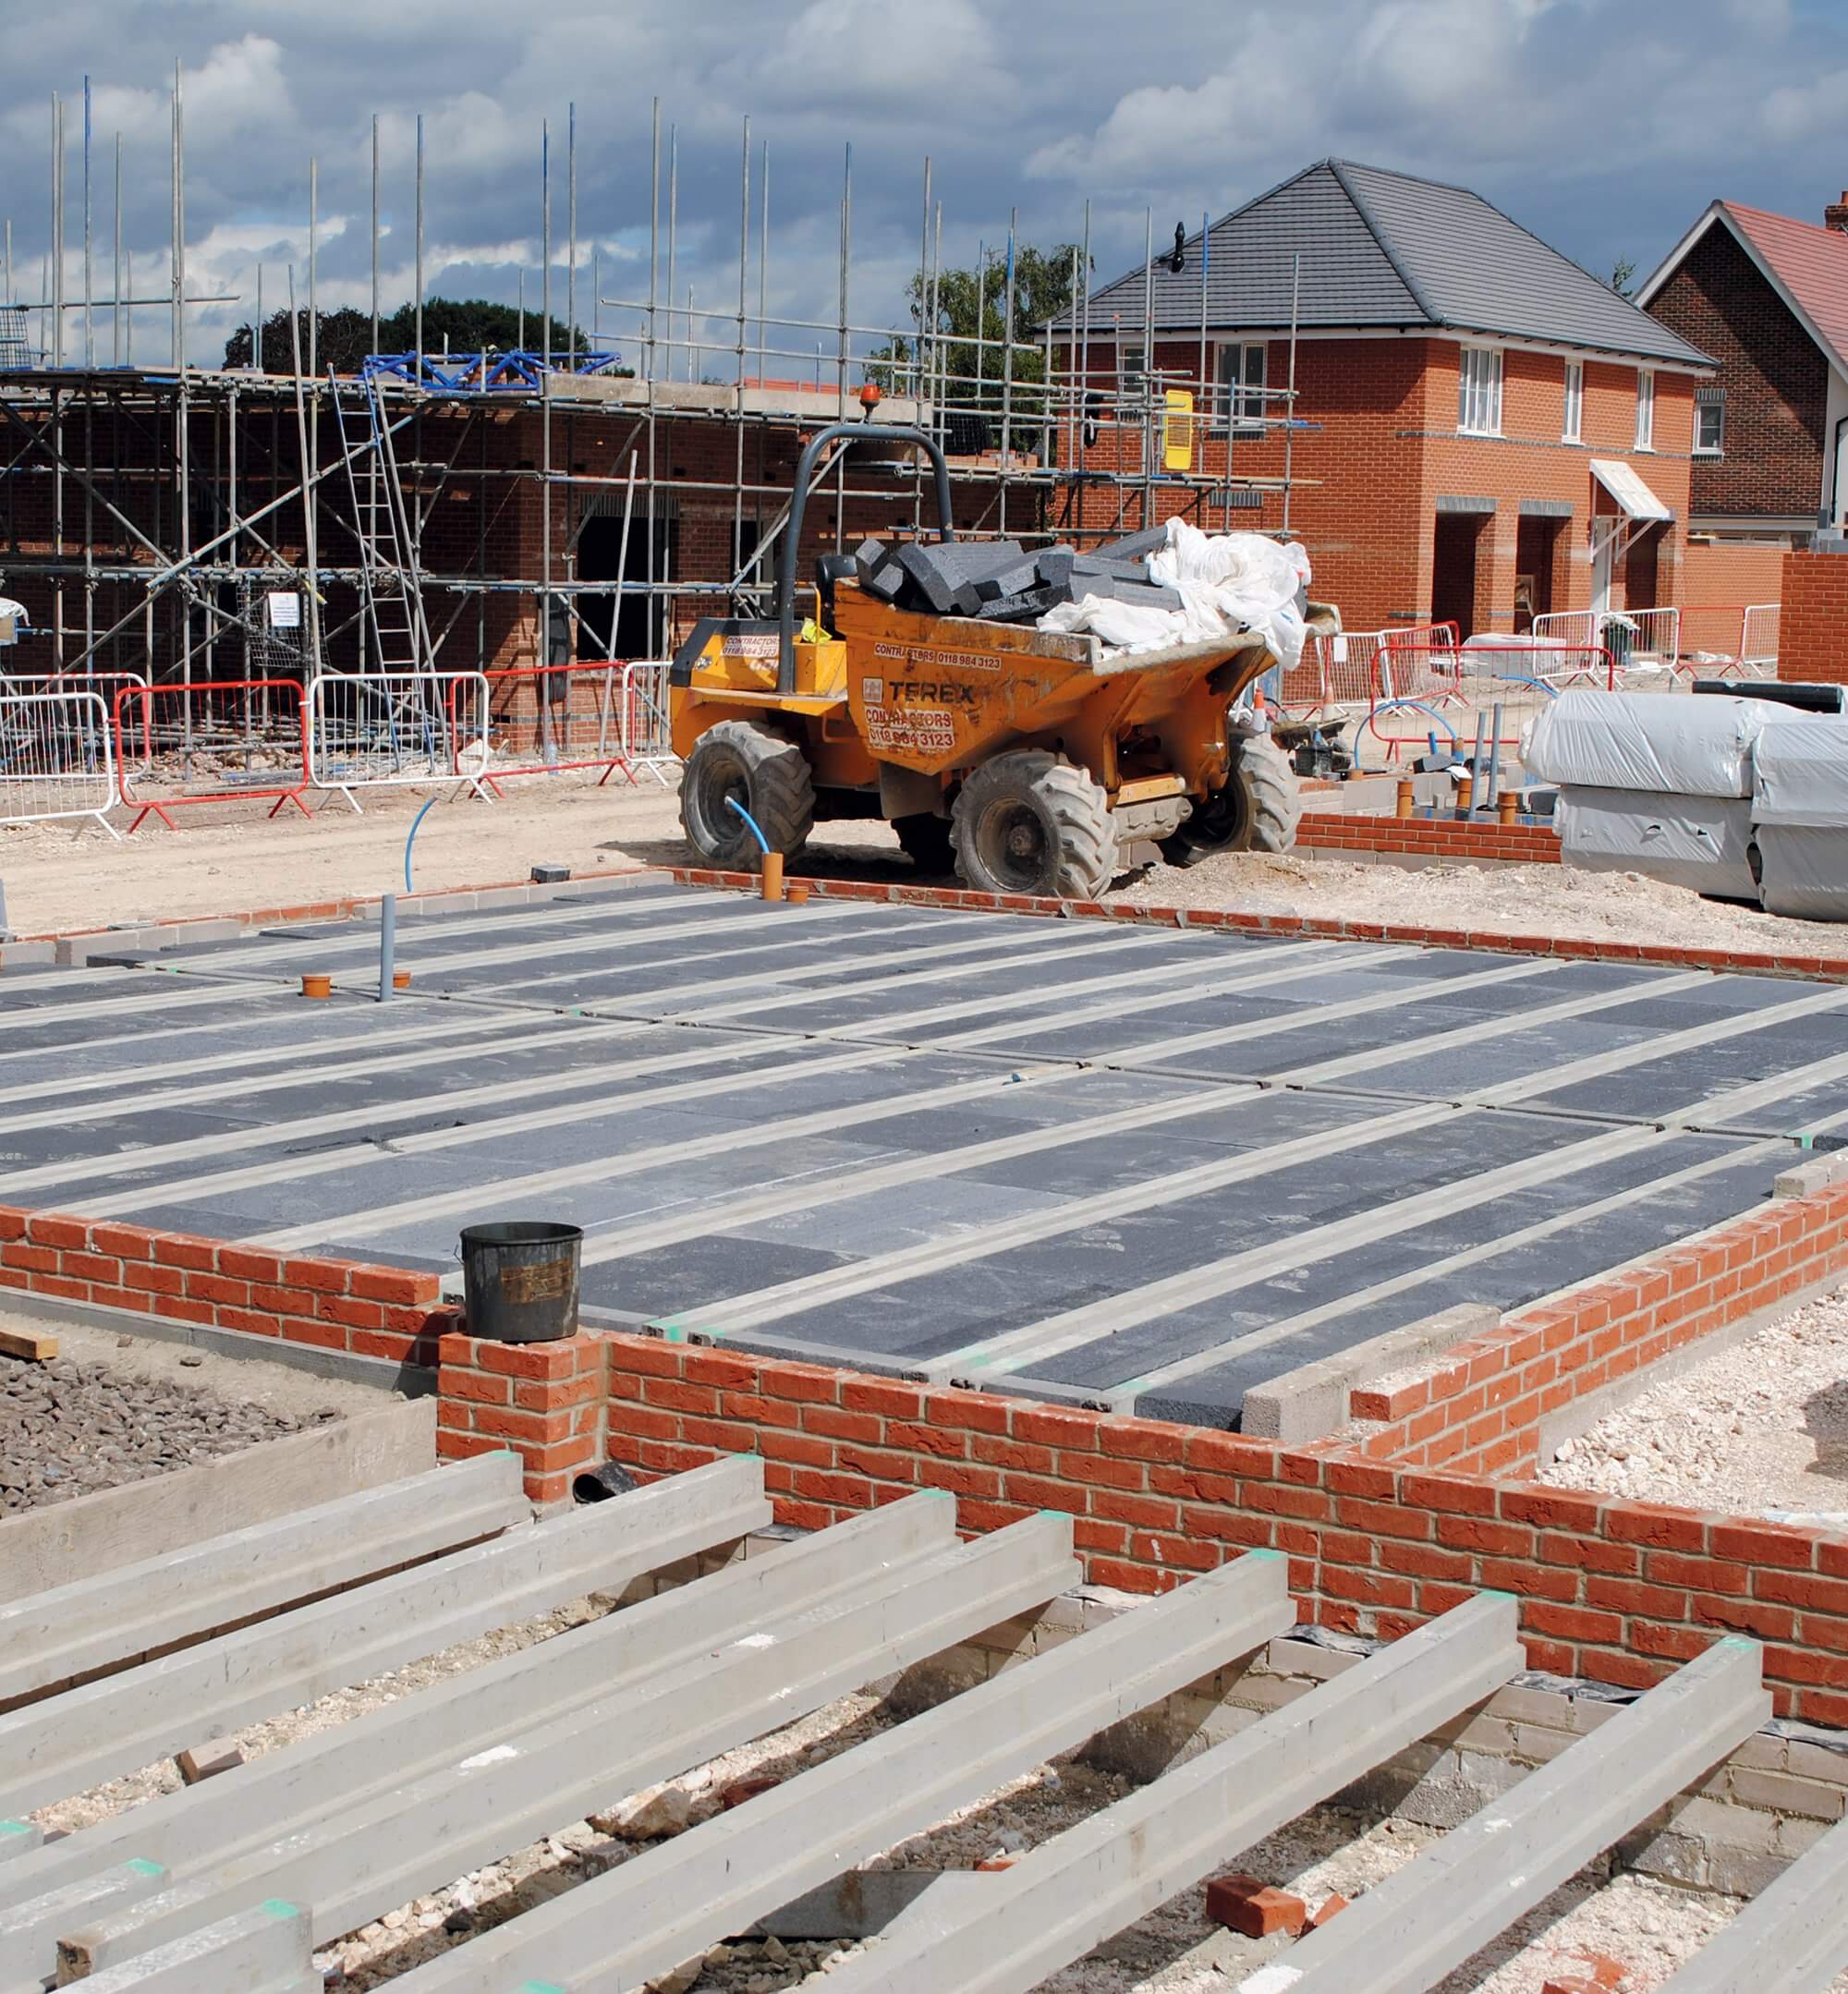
[868,242,1085,411]
[222,297,612,373]
[1609,257,1637,298]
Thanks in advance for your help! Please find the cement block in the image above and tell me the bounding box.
[1774,1150,1848,1198]
[1241,1304,1500,1444]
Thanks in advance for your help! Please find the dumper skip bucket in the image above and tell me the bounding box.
[458,1221,583,1344]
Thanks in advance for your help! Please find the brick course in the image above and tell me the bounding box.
[1296,811,1562,866]
[1778,545,1848,686]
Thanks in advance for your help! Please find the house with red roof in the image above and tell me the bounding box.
[1639,192,1848,547]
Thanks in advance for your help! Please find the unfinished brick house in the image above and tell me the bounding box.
[1638,191,1848,646]
[1050,160,1714,643]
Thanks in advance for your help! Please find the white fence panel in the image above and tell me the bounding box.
[617,661,678,786]
[1741,603,1780,676]
[308,672,492,809]
[0,689,118,836]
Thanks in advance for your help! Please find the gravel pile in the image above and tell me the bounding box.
[0,1353,337,1514]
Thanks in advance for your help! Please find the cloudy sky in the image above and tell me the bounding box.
[3,0,1845,369]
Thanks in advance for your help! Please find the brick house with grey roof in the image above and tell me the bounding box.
[1048,160,1713,647]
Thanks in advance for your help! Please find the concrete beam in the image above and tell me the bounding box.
[0,1492,947,1939]
[1245,1636,1771,1994]
[0,1861,169,1976]
[0,1828,39,1868]
[0,1454,770,1822]
[376,1548,1297,1994]
[1239,1305,1499,1444]
[68,1900,314,1993]
[0,1452,526,1708]
[759,1870,989,1940]
[0,1398,436,1605]
[62,1514,1080,1974]
[1657,1811,1848,1992]
[816,1593,1523,1994]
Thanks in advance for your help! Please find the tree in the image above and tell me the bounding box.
[868,242,1084,415]
[222,297,615,374]
[1609,257,1637,298]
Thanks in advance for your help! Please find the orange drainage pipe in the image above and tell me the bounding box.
[300,973,332,1000]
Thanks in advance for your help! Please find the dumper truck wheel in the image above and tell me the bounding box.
[1159,735,1302,867]
[952,751,1118,899]
[680,720,814,868]
[894,813,955,874]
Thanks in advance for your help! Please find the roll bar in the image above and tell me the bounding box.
[776,423,955,695]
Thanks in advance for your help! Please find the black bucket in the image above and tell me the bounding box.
[458,1221,583,1343]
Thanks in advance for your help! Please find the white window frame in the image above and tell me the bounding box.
[1119,343,1147,391]
[1214,339,1269,433]
[1458,345,1503,437]
[1635,368,1655,451]
[1694,395,1724,456]
[1562,360,1584,444]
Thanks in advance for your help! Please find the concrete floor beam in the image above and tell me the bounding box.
[0,1494,954,1968]
[1658,1811,1848,1992]
[0,1453,526,1709]
[0,1455,770,1823]
[60,1514,1081,1975]
[63,1899,314,1993]
[1247,1635,1771,1994]
[818,1593,1524,1994]
[379,1548,1298,1994]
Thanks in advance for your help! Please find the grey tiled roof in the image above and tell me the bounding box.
[1052,161,1711,368]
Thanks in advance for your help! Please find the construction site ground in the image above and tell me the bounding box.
[2,769,1833,962]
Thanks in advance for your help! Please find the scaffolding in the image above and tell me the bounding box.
[0,81,1305,725]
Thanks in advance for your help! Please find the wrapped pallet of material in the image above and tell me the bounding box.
[1525,690,1797,900]
[1750,717,1848,920]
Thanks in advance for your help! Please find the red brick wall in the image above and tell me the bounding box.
[1296,812,1562,865]
[1647,221,1829,521]
[1682,538,1789,652]
[1778,545,1848,684]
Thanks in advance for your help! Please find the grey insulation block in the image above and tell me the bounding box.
[893,544,960,613]
[864,563,905,602]
[975,561,1040,602]
[1094,525,1172,562]
[980,584,1073,625]
[1067,575,1182,613]
[1036,548,1076,586]
[853,540,889,583]
[1071,554,1157,584]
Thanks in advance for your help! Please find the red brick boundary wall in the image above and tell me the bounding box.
[1778,544,1848,688]
[1295,811,1562,866]
[7,1198,1848,1719]
[669,868,1848,983]
[1343,1180,1848,1476]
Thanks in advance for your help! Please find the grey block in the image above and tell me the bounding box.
[1240,1303,1500,1444]
[1067,573,1182,613]
[980,585,1072,625]
[852,539,888,583]
[864,562,905,602]
[1094,526,1170,562]
[1035,547,1076,586]
[1656,1811,1848,1990]
[893,544,959,614]
[1070,554,1154,583]
[975,561,1040,602]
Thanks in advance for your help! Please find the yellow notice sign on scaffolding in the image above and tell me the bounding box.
[1161,390,1195,471]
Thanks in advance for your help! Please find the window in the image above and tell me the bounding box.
[1635,369,1655,451]
[1458,346,1502,435]
[1562,361,1584,444]
[1695,390,1725,456]
[1119,344,1146,391]
[1215,341,1269,432]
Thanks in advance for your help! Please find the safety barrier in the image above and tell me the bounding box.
[1363,624,1464,762]
[614,661,678,786]
[1740,602,1780,675]
[0,688,118,837]
[307,672,493,809]
[477,662,666,792]
[111,678,311,833]
[1457,636,1616,694]
[1531,608,1683,681]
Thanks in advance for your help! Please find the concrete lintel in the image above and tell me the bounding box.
[67,1899,314,1994]
[1265,1638,1771,1994]
[0,1490,945,1964]
[1436,493,1498,515]
[0,1398,436,1607]
[66,1515,1080,1970]
[0,1455,771,1825]
[816,1594,1524,1994]
[1240,1304,1500,1444]
[1657,1810,1848,1991]
[0,1452,527,1710]
[382,1550,1297,1993]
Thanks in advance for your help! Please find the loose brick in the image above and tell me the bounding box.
[1204,1874,1308,1939]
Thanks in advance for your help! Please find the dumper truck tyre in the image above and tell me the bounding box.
[680,720,815,868]
[894,812,955,874]
[1159,735,1302,866]
[951,751,1118,899]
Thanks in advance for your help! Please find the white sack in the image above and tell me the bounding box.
[1040,521,1310,675]
[1750,717,1848,829]
[1756,826,1848,920]
[1555,784,1759,900]
[1524,689,1795,800]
